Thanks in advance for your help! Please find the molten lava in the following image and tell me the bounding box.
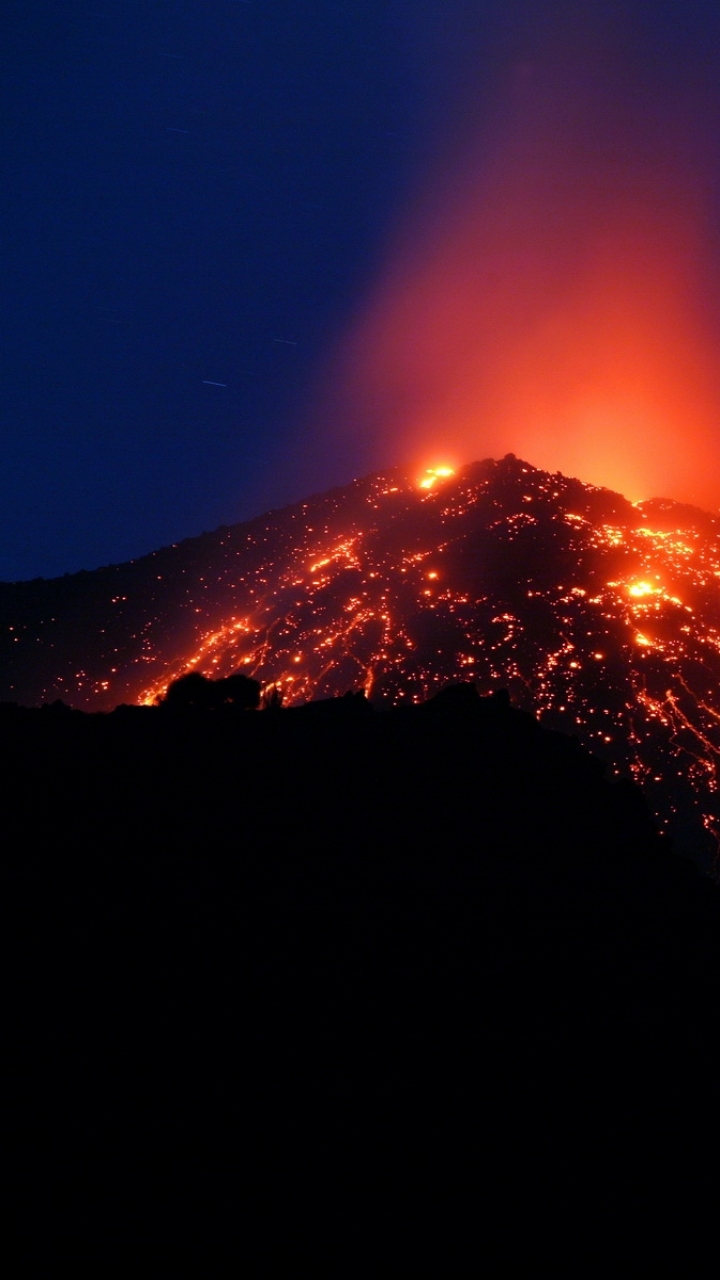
[418,466,455,490]
[2,455,717,865]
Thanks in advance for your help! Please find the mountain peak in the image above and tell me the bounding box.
[1,457,718,864]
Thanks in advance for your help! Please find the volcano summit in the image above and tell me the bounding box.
[1,455,719,864]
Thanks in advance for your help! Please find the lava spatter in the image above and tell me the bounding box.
[1,455,718,864]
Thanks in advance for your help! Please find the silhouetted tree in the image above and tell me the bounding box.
[214,672,261,709]
[160,669,260,710]
[161,670,217,709]
[262,685,283,711]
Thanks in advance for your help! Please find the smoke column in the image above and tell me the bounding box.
[306,3,720,509]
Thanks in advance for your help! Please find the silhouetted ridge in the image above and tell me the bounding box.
[5,686,720,1263]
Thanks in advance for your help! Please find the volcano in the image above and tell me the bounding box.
[1,454,719,864]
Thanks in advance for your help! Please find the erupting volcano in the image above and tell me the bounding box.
[1,454,719,865]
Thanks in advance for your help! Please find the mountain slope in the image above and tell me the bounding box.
[1,454,719,861]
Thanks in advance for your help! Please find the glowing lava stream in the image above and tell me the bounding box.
[419,466,455,490]
[139,616,256,706]
[140,467,456,707]
[70,456,719,865]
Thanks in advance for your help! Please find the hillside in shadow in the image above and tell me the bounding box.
[5,682,720,1264]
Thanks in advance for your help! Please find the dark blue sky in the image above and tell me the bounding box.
[3,2,720,579]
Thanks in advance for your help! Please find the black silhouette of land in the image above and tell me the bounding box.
[5,679,720,1264]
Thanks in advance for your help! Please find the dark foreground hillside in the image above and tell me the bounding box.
[5,685,720,1264]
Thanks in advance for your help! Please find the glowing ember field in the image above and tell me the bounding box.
[1,455,719,863]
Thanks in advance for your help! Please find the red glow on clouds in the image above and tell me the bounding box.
[311,11,720,510]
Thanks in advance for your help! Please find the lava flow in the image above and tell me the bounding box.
[1,455,719,865]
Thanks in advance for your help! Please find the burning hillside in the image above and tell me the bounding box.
[1,455,718,862]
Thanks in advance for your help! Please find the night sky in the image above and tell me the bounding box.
[4,2,720,581]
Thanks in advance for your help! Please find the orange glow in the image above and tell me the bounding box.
[418,465,455,490]
[308,11,720,511]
